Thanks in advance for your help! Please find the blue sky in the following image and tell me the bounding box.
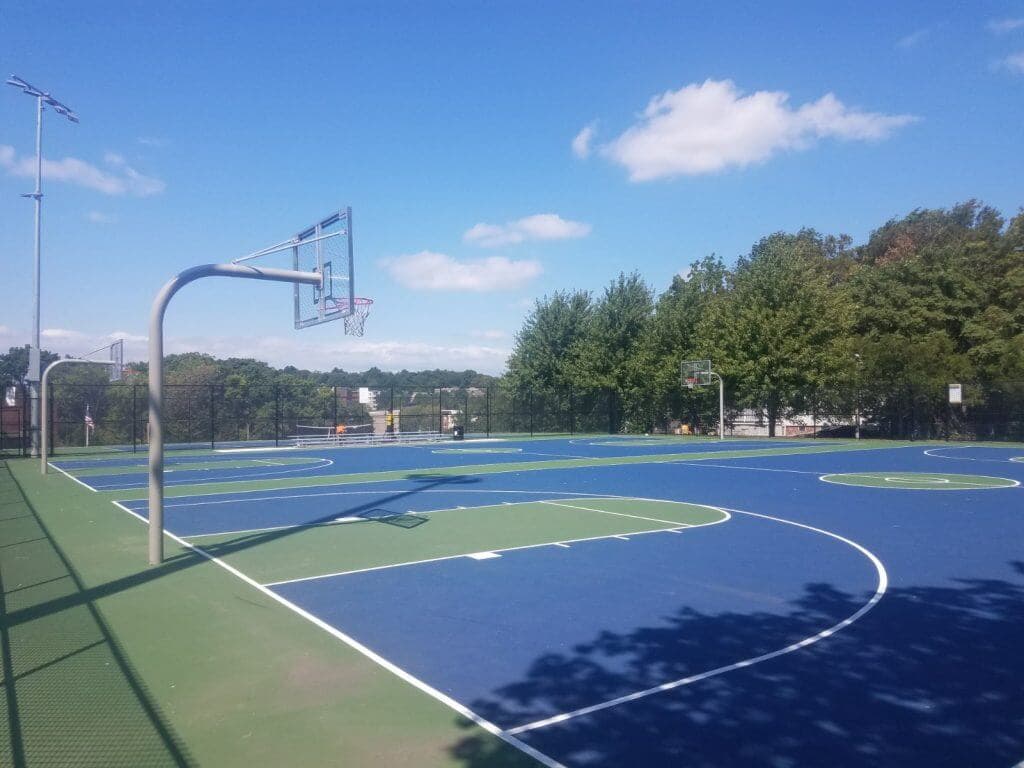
[2,1,1023,374]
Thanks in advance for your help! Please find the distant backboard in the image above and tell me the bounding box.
[294,207,354,329]
[109,338,124,381]
[681,359,712,388]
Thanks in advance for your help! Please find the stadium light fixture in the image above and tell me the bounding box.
[6,74,78,456]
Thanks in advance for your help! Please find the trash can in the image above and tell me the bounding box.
[452,425,465,440]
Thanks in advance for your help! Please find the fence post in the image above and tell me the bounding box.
[274,385,280,447]
[332,385,338,432]
[569,385,575,436]
[486,386,491,437]
[529,390,534,437]
[131,384,137,453]
[48,386,54,456]
[209,384,216,449]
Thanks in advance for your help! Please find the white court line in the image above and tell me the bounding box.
[153,487,607,510]
[263,523,687,587]
[47,462,98,493]
[520,451,600,461]
[105,499,566,768]
[820,472,1020,490]
[541,499,712,529]
[89,458,335,491]
[923,446,1024,464]
[505,506,889,736]
[665,461,824,475]
[100,441,895,499]
[182,497,586,539]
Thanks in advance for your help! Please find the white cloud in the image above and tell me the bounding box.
[999,51,1024,73]
[0,145,165,196]
[86,211,117,224]
[137,136,168,147]
[166,334,511,374]
[897,28,929,48]
[463,213,591,247]
[470,329,507,340]
[989,18,1024,33]
[572,122,597,158]
[0,324,510,374]
[595,79,918,181]
[380,251,542,291]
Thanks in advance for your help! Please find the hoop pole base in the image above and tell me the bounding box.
[148,263,321,565]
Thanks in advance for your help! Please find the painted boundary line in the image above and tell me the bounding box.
[124,487,619,513]
[179,491,639,539]
[88,458,336,491]
[106,499,567,768]
[103,441,907,500]
[820,472,1020,490]
[924,446,1024,464]
[264,499,728,586]
[264,524,688,587]
[47,461,99,493]
[504,505,889,735]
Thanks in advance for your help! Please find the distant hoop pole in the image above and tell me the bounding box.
[710,371,724,440]
[148,263,322,565]
[40,357,119,475]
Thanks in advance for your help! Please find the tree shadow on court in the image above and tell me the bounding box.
[0,462,193,767]
[1,467,483,765]
[450,569,1024,767]
[1,472,479,628]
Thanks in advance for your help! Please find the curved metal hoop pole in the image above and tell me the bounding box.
[148,263,321,565]
[40,358,118,474]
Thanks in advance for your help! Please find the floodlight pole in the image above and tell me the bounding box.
[6,75,78,457]
[147,263,322,565]
[710,371,724,440]
[40,358,116,474]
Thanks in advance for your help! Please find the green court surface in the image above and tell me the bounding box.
[0,460,540,768]
[69,456,319,477]
[190,499,726,586]
[820,472,1020,490]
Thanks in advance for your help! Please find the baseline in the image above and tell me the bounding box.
[505,505,888,735]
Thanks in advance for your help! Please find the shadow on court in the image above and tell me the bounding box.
[0,462,193,767]
[1,472,479,630]
[451,572,1024,768]
[1,466,484,765]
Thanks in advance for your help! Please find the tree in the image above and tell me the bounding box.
[647,255,728,397]
[505,290,592,393]
[698,231,855,436]
[0,346,61,381]
[571,273,655,430]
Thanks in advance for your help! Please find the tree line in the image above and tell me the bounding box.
[505,202,1024,436]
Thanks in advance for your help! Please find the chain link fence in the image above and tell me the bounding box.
[3,379,1023,458]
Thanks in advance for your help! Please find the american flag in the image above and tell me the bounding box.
[84,407,95,430]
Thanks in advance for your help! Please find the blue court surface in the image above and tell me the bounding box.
[100,437,1024,766]
[53,436,824,491]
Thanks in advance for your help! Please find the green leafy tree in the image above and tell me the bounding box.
[0,346,61,381]
[698,230,855,436]
[571,272,655,430]
[506,290,592,393]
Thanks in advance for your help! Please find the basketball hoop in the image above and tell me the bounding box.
[685,377,697,390]
[328,297,373,336]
